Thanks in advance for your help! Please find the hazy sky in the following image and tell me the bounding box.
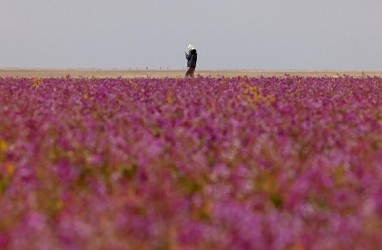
[1,0,381,70]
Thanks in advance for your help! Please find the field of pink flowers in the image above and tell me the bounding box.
[0,76,382,249]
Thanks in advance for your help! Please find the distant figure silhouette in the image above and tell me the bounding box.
[185,44,197,78]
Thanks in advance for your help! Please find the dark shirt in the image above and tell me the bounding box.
[186,49,197,68]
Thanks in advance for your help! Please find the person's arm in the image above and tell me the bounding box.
[185,52,191,60]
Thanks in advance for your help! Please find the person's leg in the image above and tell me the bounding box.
[190,68,195,77]
[185,67,193,77]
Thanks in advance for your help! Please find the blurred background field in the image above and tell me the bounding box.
[2,69,382,78]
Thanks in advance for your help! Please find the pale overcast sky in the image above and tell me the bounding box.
[0,0,381,70]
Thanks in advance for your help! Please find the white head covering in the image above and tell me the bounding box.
[187,44,195,51]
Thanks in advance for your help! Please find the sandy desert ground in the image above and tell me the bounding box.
[1,68,382,78]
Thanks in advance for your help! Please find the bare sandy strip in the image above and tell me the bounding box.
[1,69,382,78]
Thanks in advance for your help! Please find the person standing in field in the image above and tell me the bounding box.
[185,44,197,78]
